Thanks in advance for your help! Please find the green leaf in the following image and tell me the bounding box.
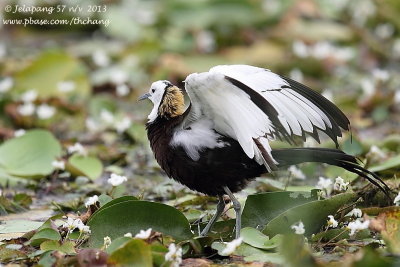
[108,239,152,267]
[99,195,138,210]
[14,50,90,99]
[241,227,281,250]
[0,130,61,177]
[98,194,113,207]
[67,154,103,180]
[280,234,317,267]
[242,191,318,229]
[342,137,363,156]
[369,154,400,172]
[87,199,193,247]
[40,240,76,254]
[0,220,43,234]
[30,228,61,247]
[105,237,132,254]
[263,193,356,236]
[211,241,283,264]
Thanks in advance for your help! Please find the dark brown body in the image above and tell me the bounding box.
[146,116,266,196]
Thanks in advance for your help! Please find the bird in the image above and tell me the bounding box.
[139,64,390,239]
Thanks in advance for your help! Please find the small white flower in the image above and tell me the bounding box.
[116,84,130,97]
[52,160,65,170]
[110,68,128,85]
[14,129,26,137]
[291,221,305,235]
[85,195,99,208]
[394,192,400,206]
[0,77,13,93]
[100,109,114,124]
[17,102,35,116]
[124,232,133,238]
[21,89,38,103]
[367,145,387,161]
[165,243,183,267]
[135,228,152,239]
[292,40,309,58]
[63,217,83,233]
[360,78,375,97]
[372,68,390,82]
[86,117,102,132]
[316,177,333,191]
[57,81,76,93]
[77,221,91,234]
[67,142,87,156]
[107,173,127,186]
[36,104,56,119]
[375,23,395,39]
[103,236,112,249]
[196,30,216,53]
[346,208,362,218]
[327,215,338,228]
[92,50,110,67]
[347,219,370,236]
[114,117,132,133]
[394,90,400,104]
[288,165,305,180]
[221,237,243,256]
[333,177,349,191]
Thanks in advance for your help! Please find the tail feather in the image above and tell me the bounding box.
[271,148,391,198]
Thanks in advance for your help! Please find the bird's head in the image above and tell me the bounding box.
[139,80,185,122]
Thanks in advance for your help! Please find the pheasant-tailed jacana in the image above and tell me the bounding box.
[139,65,390,238]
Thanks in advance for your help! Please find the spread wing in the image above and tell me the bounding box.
[183,64,350,170]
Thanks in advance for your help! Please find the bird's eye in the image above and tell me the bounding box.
[151,88,155,93]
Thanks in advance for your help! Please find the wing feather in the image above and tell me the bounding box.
[183,65,350,169]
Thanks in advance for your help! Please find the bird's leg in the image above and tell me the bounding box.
[200,195,225,237]
[223,186,241,239]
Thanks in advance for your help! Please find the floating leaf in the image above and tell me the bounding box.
[30,228,61,247]
[0,220,43,234]
[241,227,282,250]
[342,137,363,156]
[40,240,76,254]
[87,200,193,247]
[108,239,152,267]
[242,191,318,229]
[0,130,61,177]
[263,193,356,236]
[370,154,400,172]
[14,50,90,99]
[67,154,103,180]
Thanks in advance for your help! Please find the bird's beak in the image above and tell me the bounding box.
[138,93,151,101]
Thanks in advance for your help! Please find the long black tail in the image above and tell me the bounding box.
[271,147,391,198]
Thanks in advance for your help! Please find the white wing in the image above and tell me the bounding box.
[183,65,349,169]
